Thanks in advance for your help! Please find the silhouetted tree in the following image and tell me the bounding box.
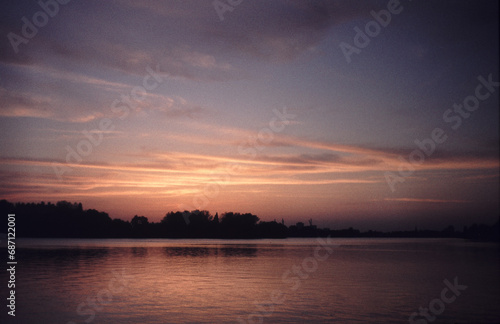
[110,218,132,237]
[131,215,149,227]
[256,221,288,238]
[188,210,213,237]
[80,209,113,237]
[220,212,259,238]
[2,199,498,240]
[161,211,188,237]
[131,215,149,237]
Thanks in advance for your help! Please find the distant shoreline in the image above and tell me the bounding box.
[2,200,498,242]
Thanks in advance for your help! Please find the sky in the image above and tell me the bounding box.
[0,0,498,231]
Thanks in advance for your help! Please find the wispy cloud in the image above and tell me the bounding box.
[383,198,471,204]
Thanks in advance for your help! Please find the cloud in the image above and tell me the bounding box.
[201,0,375,61]
[0,0,375,73]
[0,86,106,122]
[383,198,471,204]
[133,119,498,175]
[0,2,239,84]
[0,155,381,204]
[0,61,211,123]
[0,88,55,119]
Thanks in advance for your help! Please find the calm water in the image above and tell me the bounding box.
[0,238,498,323]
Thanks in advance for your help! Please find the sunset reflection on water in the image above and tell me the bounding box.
[1,238,498,324]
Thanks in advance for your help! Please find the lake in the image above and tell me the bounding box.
[0,238,498,323]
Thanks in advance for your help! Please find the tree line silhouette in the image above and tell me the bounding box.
[1,200,498,241]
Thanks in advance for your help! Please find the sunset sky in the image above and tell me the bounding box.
[0,0,498,230]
